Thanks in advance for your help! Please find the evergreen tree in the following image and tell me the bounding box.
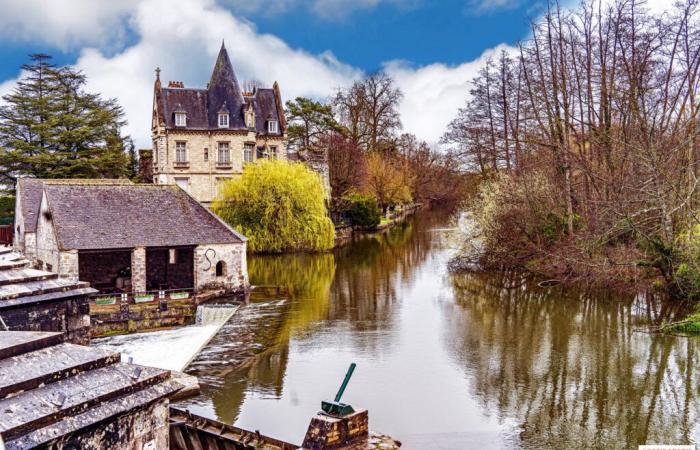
[0,54,131,188]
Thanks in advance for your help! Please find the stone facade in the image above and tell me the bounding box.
[152,130,287,204]
[151,43,288,206]
[194,242,247,292]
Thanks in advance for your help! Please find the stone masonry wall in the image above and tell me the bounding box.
[0,295,91,345]
[194,242,248,292]
[154,129,286,204]
[35,192,60,273]
[132,247,146,292]
[41,397,170,449]
[59,250,79,280]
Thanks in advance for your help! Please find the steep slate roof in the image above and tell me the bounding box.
[42,184,245,250]
[18,179,133,233]
[156,43,285,136]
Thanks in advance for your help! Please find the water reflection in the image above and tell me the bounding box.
[446,271,700,449]
[181,211,700,449]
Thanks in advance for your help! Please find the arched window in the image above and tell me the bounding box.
[215,261,226,277]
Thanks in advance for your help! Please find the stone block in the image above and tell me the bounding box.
[302,409,369,450]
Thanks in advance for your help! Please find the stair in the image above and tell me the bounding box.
[0,268,58,287]
[0,363,171,441]
[0,331,64,360]
[0,343,120,399]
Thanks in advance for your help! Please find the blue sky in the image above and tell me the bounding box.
[0,0,554,146]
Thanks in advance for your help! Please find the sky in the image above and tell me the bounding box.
[0,0,668,148]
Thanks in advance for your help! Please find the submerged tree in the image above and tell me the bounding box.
[213,160,335,253]
[0,54,131,187]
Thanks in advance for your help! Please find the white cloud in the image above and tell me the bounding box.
[468,0,522,14]
[70,0,361,147]
[385,44,516,145]
[224,0,419,19]
[0,0,140,49]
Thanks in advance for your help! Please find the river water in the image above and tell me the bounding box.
[179,211,700,449]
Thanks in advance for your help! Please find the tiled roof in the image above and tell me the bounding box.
[42,184,245,250]
[157,43,284,136]
[18,179,133,233]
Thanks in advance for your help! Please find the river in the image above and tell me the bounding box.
[178,211,700,449]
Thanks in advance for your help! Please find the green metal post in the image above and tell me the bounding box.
[334,363,356,403]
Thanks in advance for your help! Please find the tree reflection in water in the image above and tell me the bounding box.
[446,271,700,449]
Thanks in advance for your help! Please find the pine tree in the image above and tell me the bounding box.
[0,54,131,188]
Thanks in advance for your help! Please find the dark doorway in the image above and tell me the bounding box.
[146,247,195,291]
[79,250,132,293]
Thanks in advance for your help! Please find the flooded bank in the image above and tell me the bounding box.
[178,211,700,449]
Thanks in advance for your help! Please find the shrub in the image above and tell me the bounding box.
[213,160,335,253]
[345,194,381,229]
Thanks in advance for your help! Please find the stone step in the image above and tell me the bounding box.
[0,363,171,441]
[0,268,58,287]
[0,332,64,360]
[0,343,121,399]
[0,259,30,272]
[0,247,14,255]
[0,278,90,301]
[5,380,182,450]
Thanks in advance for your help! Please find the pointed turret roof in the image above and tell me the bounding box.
[207,42,245,129]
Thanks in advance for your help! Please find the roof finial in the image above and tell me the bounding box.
[155,67,161,80]
[221,39,226,50]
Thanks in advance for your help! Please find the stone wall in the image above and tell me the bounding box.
[40,397,170,449]
[132,247,146,292]
[59,250,79,280]
[194,242,248,292]
[12,188,25,253]
[153,128,287,204]
[0,295,91,345]
[89,297,196,337]
[35,191,60,273]
[23,232,35,259]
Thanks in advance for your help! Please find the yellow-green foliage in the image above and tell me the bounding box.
[213,160,335,253]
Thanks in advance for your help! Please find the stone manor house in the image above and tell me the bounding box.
[152,43,287,205]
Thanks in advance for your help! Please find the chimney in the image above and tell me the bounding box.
[168,81,185,88]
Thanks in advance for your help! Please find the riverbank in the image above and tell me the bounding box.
[334,203,421,247]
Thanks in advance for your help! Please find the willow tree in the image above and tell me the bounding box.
[213,160,335,253]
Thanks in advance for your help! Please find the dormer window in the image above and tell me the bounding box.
[175,112,187,127]
[268,120,279,134]
[218,113,229,128]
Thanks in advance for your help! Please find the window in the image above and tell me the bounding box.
[218,142,230,163]
[267,120,279,134]
[169,248,177,264]
[215,261,226,277]
[218,113,229,128]
[175,113,186,127]
[175,141,187,162]
[269,146,278,159]
[203,148,209,162]
[175,177,189,192]
[244,143,254,163]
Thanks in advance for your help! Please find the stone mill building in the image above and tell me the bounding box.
[151,42,288,205]
[13,179,248,296]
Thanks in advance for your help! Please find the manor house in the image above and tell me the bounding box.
[151,43,287,205]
